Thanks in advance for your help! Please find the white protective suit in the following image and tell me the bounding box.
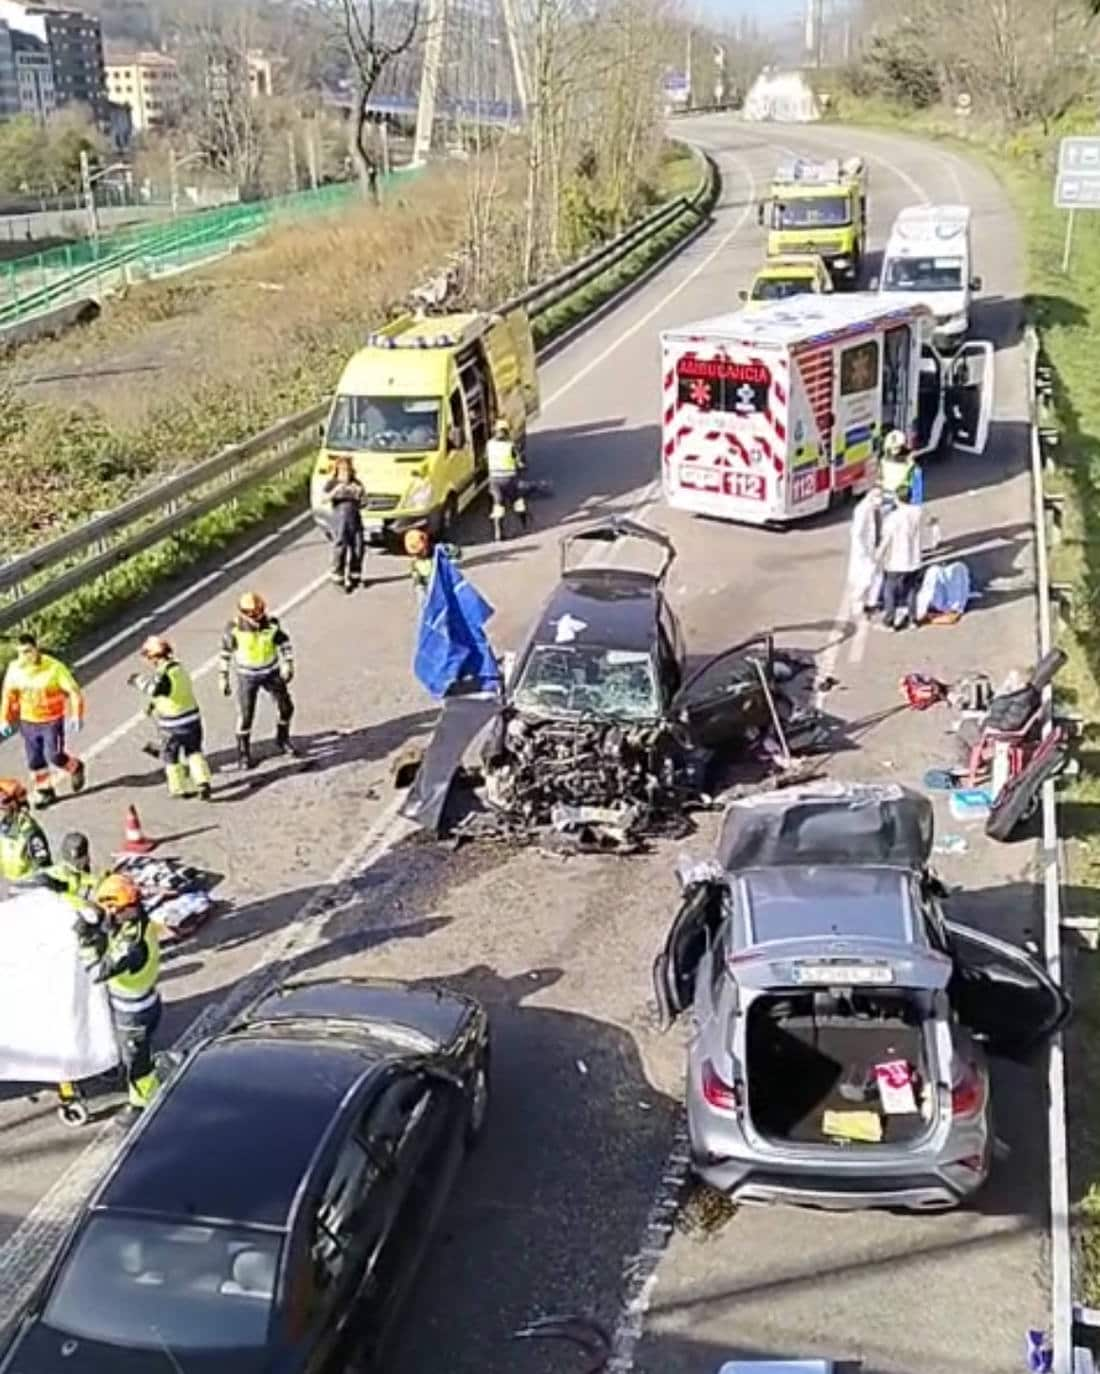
[0,890,119,1083]
[847,490,883,616]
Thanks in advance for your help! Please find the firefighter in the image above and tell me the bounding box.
[880,429,917,506]
[219,592,299,771]
[76,874,161,1113]
[405,528,462,607]
[0,633,86,809]
[128,637,213,800]
[323,457,366,593]
[486,418,529,542]
[0,777,51,887]
[39,831,97,907]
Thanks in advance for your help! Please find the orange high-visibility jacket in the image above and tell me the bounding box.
[1,654,85,726]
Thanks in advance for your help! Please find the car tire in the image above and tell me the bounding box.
[466,1046,491,1146]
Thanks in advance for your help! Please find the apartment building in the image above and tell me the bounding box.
[0,0,106,126]
[0,20,17,114]
[105,48,178,131]
[13,28,54,119]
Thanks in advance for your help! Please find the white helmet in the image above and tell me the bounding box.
[883,429,908,458]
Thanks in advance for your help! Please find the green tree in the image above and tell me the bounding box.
[45,107,111,193]
[0,117,51,194]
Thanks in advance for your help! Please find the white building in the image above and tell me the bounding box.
[105,49,178,131]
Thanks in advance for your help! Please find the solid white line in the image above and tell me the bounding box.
[0,140,764,1324]
[541,149,759,413]
[80,570,331,762]
[848,610,870,666]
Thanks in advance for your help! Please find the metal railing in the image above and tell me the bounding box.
[0,150,714,636]
[1026,325,1081,1374]
[0,174,420,330]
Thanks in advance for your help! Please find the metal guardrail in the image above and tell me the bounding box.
[0,152,714,636]
[1026,324,1079,1374]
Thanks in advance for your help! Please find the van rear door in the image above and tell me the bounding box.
[947,342,994,454]
[503,308,540,420]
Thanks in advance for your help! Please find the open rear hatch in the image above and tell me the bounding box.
[746,986,938,1148]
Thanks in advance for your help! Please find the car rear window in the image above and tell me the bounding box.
[42,1216,281,1351]
[744,867,910,944]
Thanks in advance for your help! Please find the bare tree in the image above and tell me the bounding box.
[335,0,421,199]
[175,11,268,198]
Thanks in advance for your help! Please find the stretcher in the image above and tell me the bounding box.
[0,890,120,1127]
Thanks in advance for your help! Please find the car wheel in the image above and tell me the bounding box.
[467,1048,491,1145]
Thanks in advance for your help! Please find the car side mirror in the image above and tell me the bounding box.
[737,288,748,302]
[970,275,983,292]
[869,275,880,291]
[756,202,765,227]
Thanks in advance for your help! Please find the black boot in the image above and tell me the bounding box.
[275,721,301,757]
[236,733,256,771]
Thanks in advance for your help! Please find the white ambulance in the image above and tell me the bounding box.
[660,295,993,526]
[875,204,980,348]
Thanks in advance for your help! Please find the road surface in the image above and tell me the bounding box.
[0,116,1043,1374]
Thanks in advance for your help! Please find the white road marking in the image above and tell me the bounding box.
[79,569,332,763]
[0,139,764,1319]
[849,610,871,665]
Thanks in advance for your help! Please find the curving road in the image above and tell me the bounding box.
[0,116,1043,1374]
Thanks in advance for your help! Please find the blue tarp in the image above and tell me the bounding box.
[413,548,501,699]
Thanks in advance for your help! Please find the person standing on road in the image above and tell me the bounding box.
[0,633,86,809]
[486,418,529,542]
[219,592,299,771]
[77,873,161,1113]
[875,487,928,631]
[846,486,883,619]
[405,528,462,608]
[324,457,366,594]
[39,830,98,907]
[128,637,213,800]
[0,777,51,887]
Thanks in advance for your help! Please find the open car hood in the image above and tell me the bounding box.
[716,781,933,872]
[559,517,675,585]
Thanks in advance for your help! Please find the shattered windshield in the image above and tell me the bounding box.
[327,395,441,453]
[775,196,850,228]
[884,256,964,291]
[512,645,661,721]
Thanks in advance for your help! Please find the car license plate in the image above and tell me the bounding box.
[792,962,894,985]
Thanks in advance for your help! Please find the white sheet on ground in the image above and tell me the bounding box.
[0,891,118,1083]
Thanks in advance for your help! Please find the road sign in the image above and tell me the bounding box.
[1055,136,1100,210]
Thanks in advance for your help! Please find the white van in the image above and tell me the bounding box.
[876,205,981,349]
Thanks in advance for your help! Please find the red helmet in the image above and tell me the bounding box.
[404,529,430,556]
[95,873,141,915]
[0,778,27,811]
[238,592,266,620]
[140,635,172,661]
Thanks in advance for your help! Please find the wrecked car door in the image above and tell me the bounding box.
[669,635,777,752]
[653,881,726,1031]
[944,919,1071,1061]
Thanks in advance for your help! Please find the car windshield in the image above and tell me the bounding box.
[512,645,660,721]
[752,276,814,300]
[327,395,440,453]
[775,196,850,228]
[41,1216,281,1352]
[884,255,965,291]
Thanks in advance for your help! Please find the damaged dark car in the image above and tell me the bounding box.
[403,519,822,850]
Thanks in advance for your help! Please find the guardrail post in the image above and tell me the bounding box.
[1045,492,1067,544]
[1050,581,1076,628]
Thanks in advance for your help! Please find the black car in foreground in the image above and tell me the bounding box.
[0,979,489,1374]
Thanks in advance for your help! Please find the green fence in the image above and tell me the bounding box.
[0,170,417,329]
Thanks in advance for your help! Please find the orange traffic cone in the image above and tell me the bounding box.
[122,804,155,854]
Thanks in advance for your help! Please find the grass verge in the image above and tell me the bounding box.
[0,145,717,672]
[834,92,1100,1305]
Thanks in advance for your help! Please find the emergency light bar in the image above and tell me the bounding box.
[364,332,460,349]
[773,157,842,185]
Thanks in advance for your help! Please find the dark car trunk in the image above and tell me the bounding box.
[746,989,934,1146]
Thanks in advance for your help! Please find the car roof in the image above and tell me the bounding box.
[96,1038,372,1227]
[739,865,914,947]
[528,573,661,655]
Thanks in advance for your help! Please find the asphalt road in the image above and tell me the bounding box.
[0,116,1045,1374]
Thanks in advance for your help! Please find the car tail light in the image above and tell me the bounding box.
[701,1059,741,1111]
[951,1064,986,1118]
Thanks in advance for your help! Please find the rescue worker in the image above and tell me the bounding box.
[879,430,918,507]
[323,457,366,594]
[486,417,529,542]
[0,633,86,809]
[219,592,299,771]
[0,777,51,887]
[128,637,213,800]
[405,528,462,608]
[76,874,161,1113]
[39,831,97,907]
